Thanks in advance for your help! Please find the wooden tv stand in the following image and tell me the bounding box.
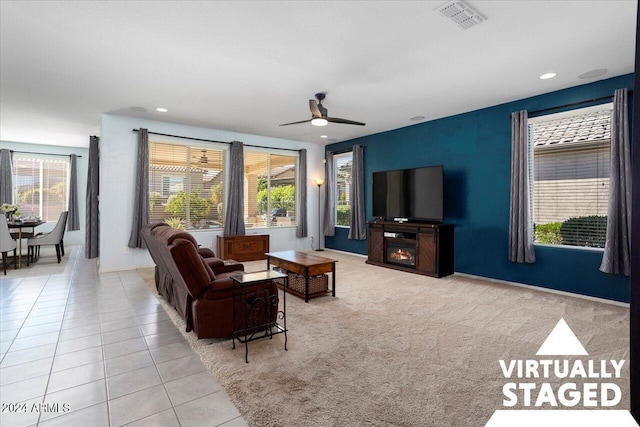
[366,221,454,278]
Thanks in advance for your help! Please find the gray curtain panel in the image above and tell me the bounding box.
[600,88,632,275]
[224,141,246,236]
[348,145,366,240]
[508,111,536,263]
[67,154,80,231]
[128,129,150,248]
[0,149,13,205]
[296,149,308,238]
[85,136,99,259]
[323,151,335,237]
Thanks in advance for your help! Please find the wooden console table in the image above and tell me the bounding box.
[217,234,269,261]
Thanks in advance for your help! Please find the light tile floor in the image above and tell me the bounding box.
[0,247,247,427]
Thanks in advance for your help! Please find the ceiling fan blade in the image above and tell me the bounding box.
[309,100,322,118]
[279,118,312,126]
[327,117,366,126]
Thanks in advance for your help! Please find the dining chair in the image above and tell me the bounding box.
[27,211,68,265]
[59,212,69,257]
[0,215,18,275]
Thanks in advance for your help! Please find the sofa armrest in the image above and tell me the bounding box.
[204,256,225,270]
[200,277,276,301]
[198,248,216,258]
[211,263,245,275]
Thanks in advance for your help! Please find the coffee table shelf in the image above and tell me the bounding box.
[266,251,337,302]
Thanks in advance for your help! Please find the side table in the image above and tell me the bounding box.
[230,270,288,363]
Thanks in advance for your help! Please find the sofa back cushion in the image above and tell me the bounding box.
[169,237,213,298]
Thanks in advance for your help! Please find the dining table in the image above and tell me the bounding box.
[8,219,46,268]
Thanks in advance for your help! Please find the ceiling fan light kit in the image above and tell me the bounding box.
[200,150,208,164]
[280,93,365,127]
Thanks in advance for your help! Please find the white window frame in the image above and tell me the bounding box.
[12,154,70,223]
[148,137,228,232]
[243,147,299,230]
[334,152,352,228]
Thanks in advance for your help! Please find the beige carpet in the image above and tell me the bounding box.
[138,250,630,427]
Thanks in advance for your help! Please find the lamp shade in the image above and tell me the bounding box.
[315,178,326,186]
[311,118,328,127]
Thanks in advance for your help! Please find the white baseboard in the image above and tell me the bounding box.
[323,248,368,258]
[454,272,629,308]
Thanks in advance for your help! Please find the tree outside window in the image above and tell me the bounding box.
[244,151,297,228]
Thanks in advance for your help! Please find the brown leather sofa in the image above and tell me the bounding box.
[142,223,278,339]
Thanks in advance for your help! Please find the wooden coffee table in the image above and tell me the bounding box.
[266,251,337,302]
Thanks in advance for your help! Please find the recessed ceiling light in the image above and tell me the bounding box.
[156,107,168,112]
[539,72,557,80]
[320,135,328,139]
[409,115,425,122]
[578,69,608,79]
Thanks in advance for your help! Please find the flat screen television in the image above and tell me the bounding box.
[372,165,443,222]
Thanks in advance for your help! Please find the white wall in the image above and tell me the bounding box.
[0,140,89,246]
[99,114,325,272]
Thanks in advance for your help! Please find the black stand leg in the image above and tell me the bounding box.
[305,267,309,303]
[332,263,336,297]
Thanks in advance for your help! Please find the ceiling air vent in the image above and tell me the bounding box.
[436,1,485,30]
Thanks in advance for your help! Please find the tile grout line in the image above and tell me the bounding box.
[31,248,84,426]
[119,270,184,427]
[0,277,48,366]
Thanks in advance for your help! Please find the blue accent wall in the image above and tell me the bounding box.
[325,74,633,303]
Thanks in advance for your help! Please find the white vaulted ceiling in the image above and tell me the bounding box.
[0,1,636,148]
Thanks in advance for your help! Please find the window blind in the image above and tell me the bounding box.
[148,142,225,231]
[529,107,611,248]
[13,156,68,222]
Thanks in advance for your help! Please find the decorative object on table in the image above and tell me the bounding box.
[1,203,20,222]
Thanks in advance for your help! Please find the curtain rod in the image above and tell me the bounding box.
[527,89,633,117]
[10,150,82,158]
[132,129,302,153]
[329,148,357,155]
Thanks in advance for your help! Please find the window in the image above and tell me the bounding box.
[334,152,352,227]
[529,105,612,248]
[148,142,225,231]
[13,155,69,222]
[244,149,297,228]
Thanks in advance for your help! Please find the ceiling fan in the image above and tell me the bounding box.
[191,150,208,164]
[280,93,365,127]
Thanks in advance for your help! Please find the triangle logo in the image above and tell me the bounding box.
[536,318,588,356]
